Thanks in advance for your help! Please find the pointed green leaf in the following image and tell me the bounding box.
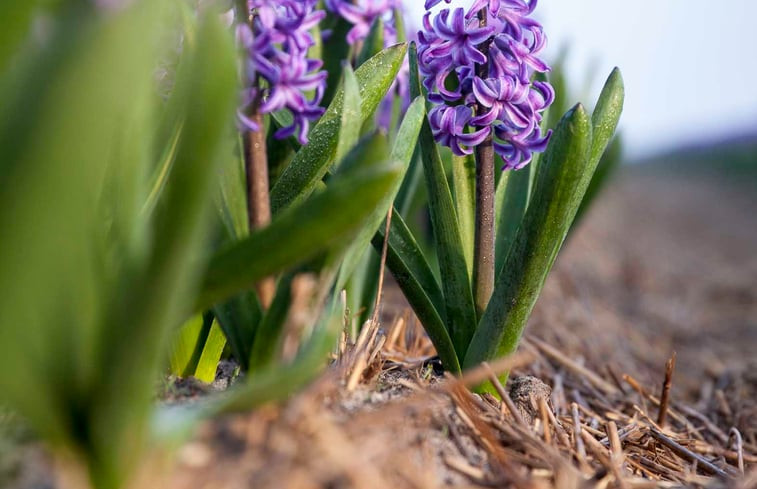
[270,43,407,214]
[356,17,385,68]
[373,209,461,374]
[409,42,476,358]
[212,292,261,371]
[590,68,625,168]
[198,159,403,311]
[320,17,353,107]
[452,153,475,278]
[336,96,425,291]
[464,105,595,390]
[194,320,227,383]
[334,64,362,165]
[494,164,533,276]
[169,314,212,378]
[248,275,294,371]
[216,301,343,413]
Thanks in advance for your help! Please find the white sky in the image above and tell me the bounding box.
[406,1,757,157]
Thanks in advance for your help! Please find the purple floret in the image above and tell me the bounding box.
[417,0,554,169]
[237,0,327,145]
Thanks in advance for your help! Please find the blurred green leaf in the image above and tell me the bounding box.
[356,17,385,68]
[248,275,294,371]
[409,42,476,358]
[320,17,353,106]
[336,96,425,290]
[0,0,46,73]
[142,120,183,216]
[0,4,237,488]
[213,292,261,371]
[270,43,407,214]
[194,320,226,383]
[169,314,212,378]
[216,298,342,413]
[89,13,238,487]
[464,104,595,390]
[198,156,403,310]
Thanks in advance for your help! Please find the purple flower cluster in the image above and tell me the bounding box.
[418,0,554,170]
[236,0,327,145]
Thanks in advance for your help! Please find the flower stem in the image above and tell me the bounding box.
[244,98,276,308]
[473,8,495,318]
[238,2,275,308]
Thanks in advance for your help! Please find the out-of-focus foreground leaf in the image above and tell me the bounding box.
[0,5,237,488]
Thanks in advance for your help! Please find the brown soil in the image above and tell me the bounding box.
[165,169,757,489]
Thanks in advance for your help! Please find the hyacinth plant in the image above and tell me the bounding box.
[0,0,422,488]
[370,0,625,390]
[183,0,422,384]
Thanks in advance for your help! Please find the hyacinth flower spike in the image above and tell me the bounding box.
[417,0,554,315]
[235,0,327,306]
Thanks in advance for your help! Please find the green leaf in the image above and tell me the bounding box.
[356,17,385,68]
[373,209,460,373]
[452,153,475,278]
[194,320,227,383]
[169,314,212,378]
[409,42,476,358]
[216,300,343,413]
[214,135,249,241]
[320,17,353,107]
[574,135,622,227]
[89,13,238,487]
[153,300,343,437]
[0,6,237,489]
[142,120,183,216]
[0,0,169,446]
[0,0,43,73]
[270,43,408,214]
[248,274,294,371]
[335,96,425,291]
[392,8,407,44]
[212,292,261,371]
[197,158,403,311]
[464,104,595,389]
[589,68,625,168]
[334,64,362,166]
[494,164,533,277]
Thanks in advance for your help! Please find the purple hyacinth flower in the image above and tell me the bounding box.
[417,0,553,169]
[236,0,327,145]
[424,0,451,9]
[429,105,490,156]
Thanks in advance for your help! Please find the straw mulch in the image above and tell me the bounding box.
[167,170,757,489]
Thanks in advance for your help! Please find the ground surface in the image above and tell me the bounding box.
[165,168,757,489]
[6,168,757,488]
